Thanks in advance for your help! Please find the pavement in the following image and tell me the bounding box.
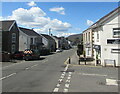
[64,51,119,92]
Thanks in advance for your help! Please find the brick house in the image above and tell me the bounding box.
[0,20,19,54]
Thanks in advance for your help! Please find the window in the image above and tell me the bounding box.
[30,38,33,44]
[107,39,120,44]
[86,33,87,42]
[97,32,99,39]
[111,49,120,53]
[34,38,37,44]
[12,33,16,43]
[11,44,15,53]
[89,32,90,41]
[113,28,120,37]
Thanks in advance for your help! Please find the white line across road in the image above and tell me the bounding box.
[0,73,16,80]
[79,73,107,77]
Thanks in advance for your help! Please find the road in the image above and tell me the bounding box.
[2,48,75,92]
[1,48,119,93]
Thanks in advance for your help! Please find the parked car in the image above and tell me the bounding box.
[23,49,40,61]
[56,48,63,53]
[12,51,24,60]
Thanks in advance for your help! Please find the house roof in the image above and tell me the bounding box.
[41,34,55,41]
[0,20,15,31]
[19,27,40,36]
[83,6,120,33]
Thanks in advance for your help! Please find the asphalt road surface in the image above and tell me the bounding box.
[2,49,75,92]
[1,48,119,93]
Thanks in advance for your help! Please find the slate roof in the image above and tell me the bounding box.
[0,20,15,31]
[83,6,120,33]
[19,27,40,36]
[41,34,55,41]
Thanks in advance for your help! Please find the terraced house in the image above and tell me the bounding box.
[0,20,19,54]
[83,6,120,66]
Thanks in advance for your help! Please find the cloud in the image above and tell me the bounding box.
[49,7,65,15]
[75,28,81,31]
[27,1,36,7]
[87,20,94,26]
[56,32,77,37]
[3,6,71,34]
[34,19,71,33]
[8,7,47,27]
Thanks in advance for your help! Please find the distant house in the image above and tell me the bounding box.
[59,37,69,50]
[0,20,19,54]
[41,34,56,52]
[51,36,61,49]
[19,27,43,51]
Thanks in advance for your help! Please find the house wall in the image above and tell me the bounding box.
[48,40,56,52]
[0,31,2,52]
[2,32,9,52]
[83,29,93,58]
[98,12,120,66]
[51,36,59,49]
[19,30,28,51]
[42,37,48,48]
[2,22,19,53]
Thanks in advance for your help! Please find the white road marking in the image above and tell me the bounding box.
[56,83,60,87]
[25,67,29,70]
[65,84,70,88]
[66,79,71,83]
[0,73,16,80]
[67,76,71,80]
[2,61,25,69]
[63,88,68,92]
[64,65,69,71]
[58,79,63,82]
[61,73,65,76]
[42,60,48,63]
[53,88,59,92]
[106,79,118,86]
[69,72,72,74]
[30,64,38,68]
[68,74,71,77]
[79,73,107,77]
[60,75,64,79]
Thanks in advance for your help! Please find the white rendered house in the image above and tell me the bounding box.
[93,7,120,66]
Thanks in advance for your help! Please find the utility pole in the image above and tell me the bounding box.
[49,28,51,36]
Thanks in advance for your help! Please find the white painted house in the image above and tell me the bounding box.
[93,7,120,66]
[19,27,42,51]
[83,28,93,58]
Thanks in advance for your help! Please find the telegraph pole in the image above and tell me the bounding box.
[49,28,51,36]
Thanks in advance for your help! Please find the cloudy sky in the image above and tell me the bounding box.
[1,2,118,37]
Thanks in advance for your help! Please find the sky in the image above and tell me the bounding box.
[1,1,119,37]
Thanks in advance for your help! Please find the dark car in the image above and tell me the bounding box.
[13,51,24,60]
[23,49,40,61]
